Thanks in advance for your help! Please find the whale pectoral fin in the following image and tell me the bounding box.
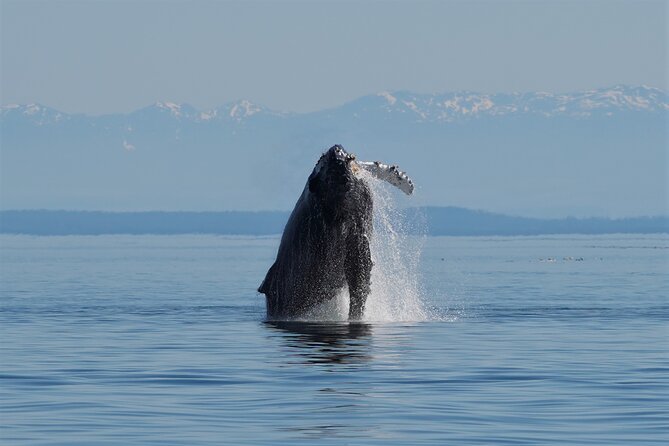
[258,262,277,295]
[357,161,414,195]
[260,262,284,318]
[346,233,372,321]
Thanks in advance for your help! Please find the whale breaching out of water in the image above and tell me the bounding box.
[258,144,414,320]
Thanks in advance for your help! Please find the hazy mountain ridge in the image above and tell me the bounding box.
[1,85,666,217]
[2,85,666,126]
[340,85,668,122]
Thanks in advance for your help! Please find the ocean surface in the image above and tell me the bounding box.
[1,234,667,445]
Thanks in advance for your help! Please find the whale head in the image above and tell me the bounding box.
[308,145,359,196]
[307,145,368,223]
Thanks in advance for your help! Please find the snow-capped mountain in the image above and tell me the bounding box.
[345,85,667,122]
[0,103,71,125]
[0,98,284,126]
[3,85,665,127]
[1,85,667,217]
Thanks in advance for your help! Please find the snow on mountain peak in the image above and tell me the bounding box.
[1,104,21,116]
[1,103,67,124]
[378,91,397,106]
[25,104,42,115]
[155,101,184,117]
[229,100,262,120]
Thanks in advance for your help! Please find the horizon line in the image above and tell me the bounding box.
[2,208,667,221]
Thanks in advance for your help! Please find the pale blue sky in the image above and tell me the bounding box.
[1,0,667,114]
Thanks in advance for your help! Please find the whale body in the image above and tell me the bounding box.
[258,144,413,320]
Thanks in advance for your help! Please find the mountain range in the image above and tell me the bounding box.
[3,84,666,124]
[1,85,667,217]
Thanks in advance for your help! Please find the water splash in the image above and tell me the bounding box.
[302,172,432,322]
[361,171,430,322]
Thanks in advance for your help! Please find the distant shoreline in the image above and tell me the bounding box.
[1,208,667,236]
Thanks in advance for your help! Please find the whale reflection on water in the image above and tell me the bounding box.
[264,321,373,365]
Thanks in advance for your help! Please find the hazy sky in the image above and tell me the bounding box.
[2,0,667,114]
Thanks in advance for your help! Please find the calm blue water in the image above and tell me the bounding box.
[1,234,667,445]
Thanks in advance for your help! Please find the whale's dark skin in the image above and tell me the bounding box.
[258,145,373,320]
